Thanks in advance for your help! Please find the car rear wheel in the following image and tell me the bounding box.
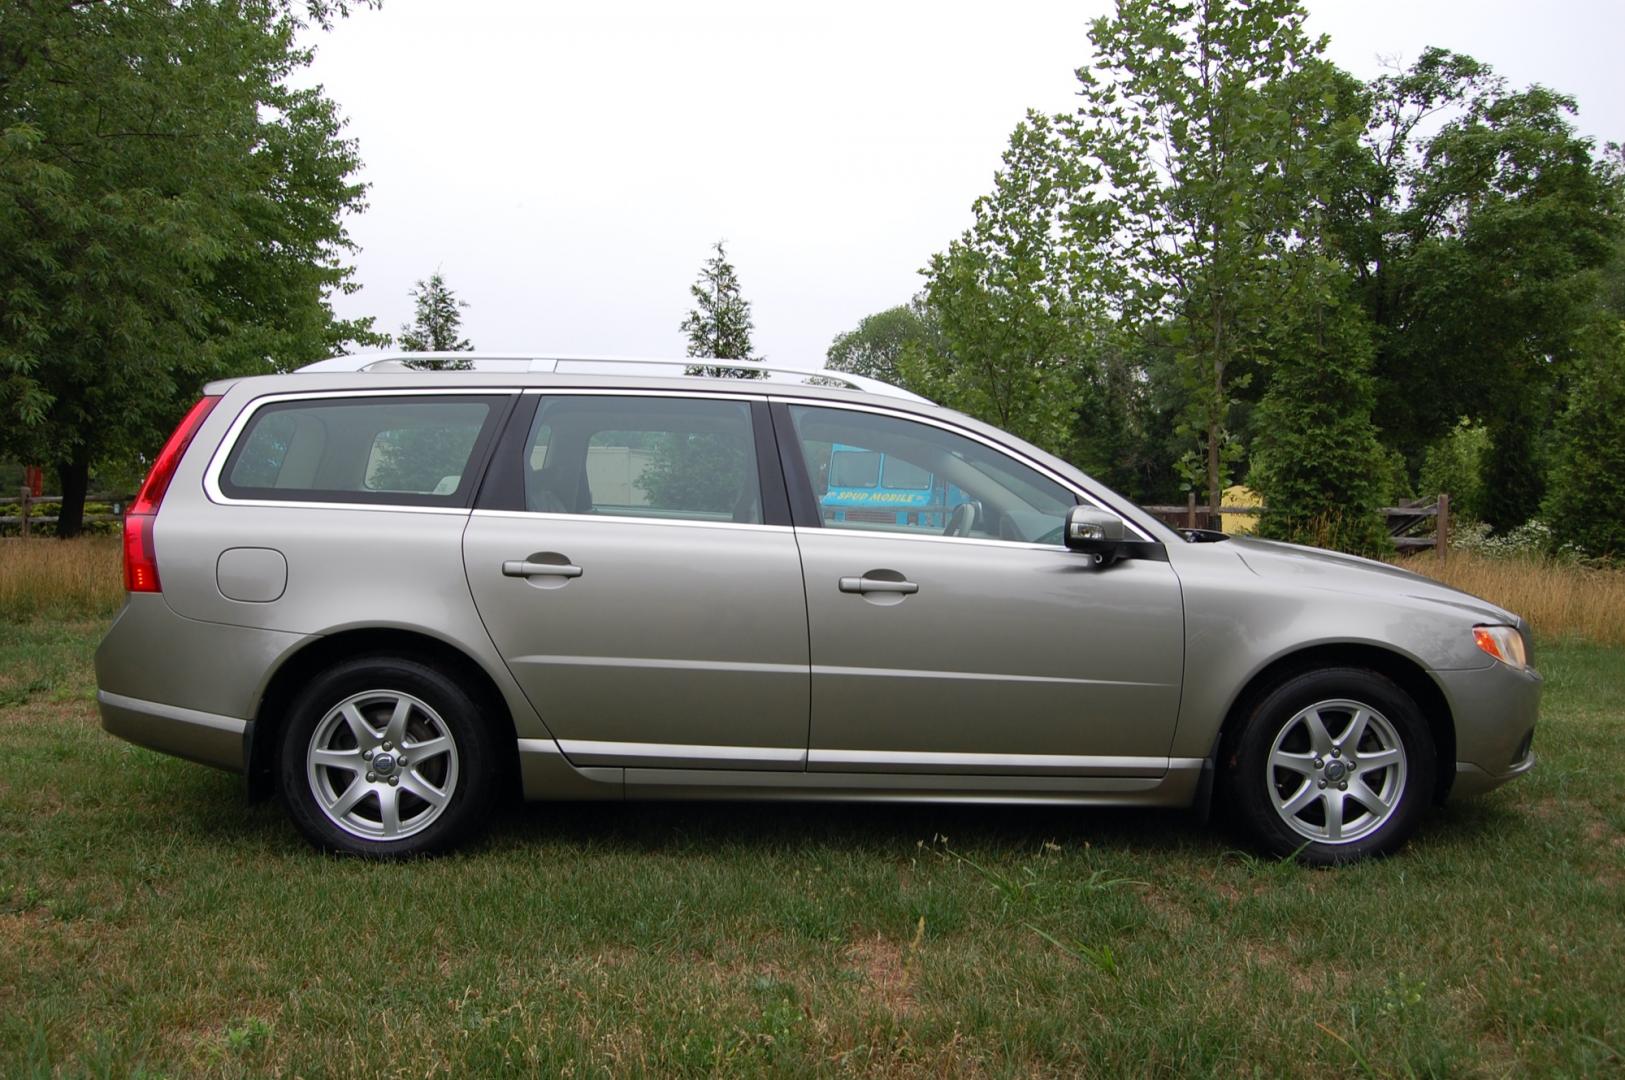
[1223,668,1436,865]
[278,657,496,856]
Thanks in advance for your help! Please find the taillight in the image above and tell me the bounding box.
[123,395,220,593]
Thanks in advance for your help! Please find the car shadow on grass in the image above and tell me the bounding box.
[489,797,1221,860]
[152,761,1534,866]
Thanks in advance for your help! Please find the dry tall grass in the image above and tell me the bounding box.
[0,537,124,621]
[1401,551,1625,647]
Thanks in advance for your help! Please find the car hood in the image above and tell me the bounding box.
[1225,536,1519,625]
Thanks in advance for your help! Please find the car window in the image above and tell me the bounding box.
[221,396,503,505]
[525,396,762,524]
[788,404,1076,543]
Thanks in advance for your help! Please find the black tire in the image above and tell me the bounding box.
[278,655,497,857]
[1221,667,1436,866]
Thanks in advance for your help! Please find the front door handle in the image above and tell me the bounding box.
[502,558,583,579]
[838,572,918,595]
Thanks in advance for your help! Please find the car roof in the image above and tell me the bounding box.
[210,352,934,406]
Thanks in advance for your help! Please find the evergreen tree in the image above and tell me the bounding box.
[1542,322,1625,558]
[680,241,758,377]
[397,272,474,367]
[1248,257,1392,555]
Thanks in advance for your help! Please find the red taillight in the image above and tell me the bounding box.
[123,513,160,592]
[123,395,220,593]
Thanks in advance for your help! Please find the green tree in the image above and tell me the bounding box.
[1323,49,1620,529]
[1542,322,1625,558]
[1248,257,1391,555]
[825,296,940,390]
[0,0,381,536]
[910,113,1098,457]
[1062,0,1345,510]
[681,241,758,377]
[398,271,474,365]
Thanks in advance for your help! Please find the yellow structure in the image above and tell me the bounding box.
[1221,484,1261,535]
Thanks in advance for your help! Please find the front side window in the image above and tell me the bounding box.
[789,405,1076,543]
[525,396,762,524]
[221,396,504,505]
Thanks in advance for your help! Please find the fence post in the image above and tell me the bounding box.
[1436,493,1450,561]
[1186,491,1197,529]
[19,485,30,539]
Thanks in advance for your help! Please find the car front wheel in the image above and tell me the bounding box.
[278,657,496,856]
[1223,668,1436,865]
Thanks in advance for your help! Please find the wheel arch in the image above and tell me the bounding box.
[246,627,521,802]
[1205,642,1456,812]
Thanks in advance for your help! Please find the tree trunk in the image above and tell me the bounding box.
[55,448,91,540]
[1207,357,1225,513]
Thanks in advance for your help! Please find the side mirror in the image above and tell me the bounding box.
[1064,506,1125,565]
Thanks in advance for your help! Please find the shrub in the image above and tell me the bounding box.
[1418,419,1491,521]
[1542,322,1625,560]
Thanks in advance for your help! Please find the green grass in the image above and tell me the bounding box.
[1,622,1621,1077]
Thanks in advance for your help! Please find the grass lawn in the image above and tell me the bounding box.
[1,617,1620,1077]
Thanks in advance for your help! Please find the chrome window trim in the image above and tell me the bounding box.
[203,387,512,510]
[520,386,771,401]
[773,396,1157,544]
[792,524,1078,555]
[470,508,793,533]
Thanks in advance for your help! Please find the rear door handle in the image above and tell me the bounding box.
[838,573,918,595]
[502,559,583,579]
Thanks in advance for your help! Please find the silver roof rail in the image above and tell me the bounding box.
[296,352,933,404]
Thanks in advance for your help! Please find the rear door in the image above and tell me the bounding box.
[462,392,811,769]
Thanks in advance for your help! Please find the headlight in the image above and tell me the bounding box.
[1473,625,1528,670]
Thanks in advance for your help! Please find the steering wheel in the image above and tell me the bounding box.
[943,501,978,537]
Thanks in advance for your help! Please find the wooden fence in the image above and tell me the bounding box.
[1,488,132,538]
[1141,493,1452,558]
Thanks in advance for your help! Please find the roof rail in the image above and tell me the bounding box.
[296,352,933,404]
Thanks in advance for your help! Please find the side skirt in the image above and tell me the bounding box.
[516,739,1203,807]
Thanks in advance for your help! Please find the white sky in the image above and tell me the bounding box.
[304,0,1625,370]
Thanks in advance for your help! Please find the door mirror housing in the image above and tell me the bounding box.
[1064,506,1125,564]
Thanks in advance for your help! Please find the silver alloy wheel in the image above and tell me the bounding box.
[305,690,460,841]
[1266,698,1407,845]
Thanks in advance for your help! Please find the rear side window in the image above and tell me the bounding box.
[524,396,762,523]
[219,395,508,506]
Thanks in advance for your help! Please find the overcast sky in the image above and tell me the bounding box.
[303,0,1624,370]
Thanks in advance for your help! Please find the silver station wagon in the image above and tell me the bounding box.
[95,354,1540,863]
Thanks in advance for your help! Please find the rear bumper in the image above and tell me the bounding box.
[98,690,249,772]
[95,593,305,773]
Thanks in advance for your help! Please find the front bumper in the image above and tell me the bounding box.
[1434,659,1542,799]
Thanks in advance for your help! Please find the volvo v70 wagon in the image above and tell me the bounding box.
[95,354,1540,863]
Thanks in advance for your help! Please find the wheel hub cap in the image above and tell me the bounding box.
[1265,698,1408,845]
[305,690,459,841]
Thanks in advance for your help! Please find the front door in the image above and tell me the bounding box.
[463,393,809,770]
[780,402,1185,775]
